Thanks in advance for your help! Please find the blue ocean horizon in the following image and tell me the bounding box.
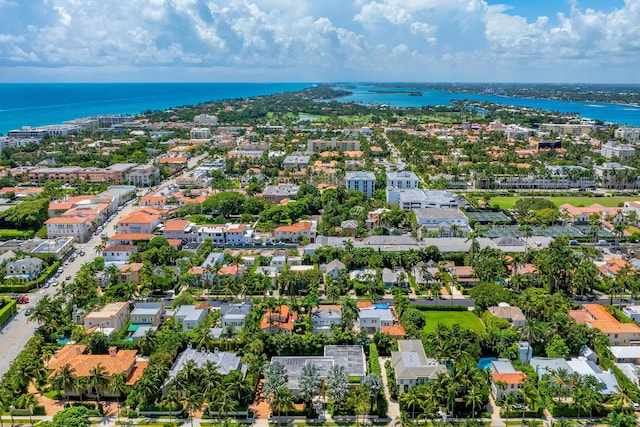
[1,82,639,135]
[0,82,312,135]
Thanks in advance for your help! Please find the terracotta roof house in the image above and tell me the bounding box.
[118,263,144,284]
[261,304,298,334]
[490,359,526,401]
[47,345,147,395]
[45,215,92,242]
[570,304,640,346]
[117,208,162,234]
[274,220,317,243]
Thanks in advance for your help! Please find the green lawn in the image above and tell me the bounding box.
[489,196,630,210]
[421,310,486,334]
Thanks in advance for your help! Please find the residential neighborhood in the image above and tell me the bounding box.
[2,85,640,427]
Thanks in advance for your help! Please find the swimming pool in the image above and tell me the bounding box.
[478,357,498,370]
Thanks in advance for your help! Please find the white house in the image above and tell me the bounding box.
[392,340,446,393]
[174,305,209,332]
[490,359,526,401]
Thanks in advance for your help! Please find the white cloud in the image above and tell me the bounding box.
[0,0,637,82]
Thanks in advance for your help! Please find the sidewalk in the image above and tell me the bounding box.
[379,356,400,424]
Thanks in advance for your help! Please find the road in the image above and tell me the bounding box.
[0,154,208,378]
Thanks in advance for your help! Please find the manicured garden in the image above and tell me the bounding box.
[421,310,486,333]
[488,196,630,210]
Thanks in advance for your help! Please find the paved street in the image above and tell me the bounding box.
[0,155,208,378]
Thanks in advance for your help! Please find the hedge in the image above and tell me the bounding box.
[414,305,468,312]
[0,260,61,293]
[0,229,34,240]
[10,405,46,416]
[0,299,17,327]
[368,343,382,377]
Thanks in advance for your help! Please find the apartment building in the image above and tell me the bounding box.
[346,171,376,197]
[601,140,636,160]
[307,138,361,151]
[127,165,161,187]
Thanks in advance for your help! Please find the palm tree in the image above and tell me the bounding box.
[182,391,203,427]
[57,364,77,403]
[87,364,109,408]
[163,384,180,423]
[341,296,359,331]
[400,387,421,419]
[214,388,238,420]
[272,387,295,416]
[466,384,484,418]
[110,372,128,423]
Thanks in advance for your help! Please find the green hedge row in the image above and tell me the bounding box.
[414,305,468,312]
[0,299,17,326]
[368,343,382,377]
[10,405,46,416]
[0,229,35,241]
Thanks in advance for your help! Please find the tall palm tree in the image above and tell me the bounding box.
[272,387,295,416]
[110,372,128,422]
[465,384,484,418]
[57,364,77,403]
[87,364,109,408]
[182,391,203,427]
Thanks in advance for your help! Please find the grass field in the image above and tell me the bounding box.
[489,196,630,210]
[422,310,486,334]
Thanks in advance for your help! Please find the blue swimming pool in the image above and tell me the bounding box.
[375,304,389,309]
[478,357,498,370]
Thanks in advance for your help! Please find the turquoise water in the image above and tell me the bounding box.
[0,82,311,135]
[334,84,640,127]
[2,82,639,135]
[478,357,498,370]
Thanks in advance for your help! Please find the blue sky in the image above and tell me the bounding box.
[0,0,637,83]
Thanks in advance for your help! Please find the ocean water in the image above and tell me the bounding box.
[0,82,311,135]
[334,84,640,127]
[1,82,639,135]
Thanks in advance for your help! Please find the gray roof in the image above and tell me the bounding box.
[203,252,224,267]
[131,302,163,316]
[413,208,467,221]
[132,325,157,339]
[359,307,394,321]
[530,357,572,377]
[361,235,418,246]
[167,346,245,384]
[221,303,252,320]
[387,171,419,181]
[391,340,446,381]
[5,256,43,271]
[325,259,345,273]
[271,345,366,391]
[174,305,207,322]
[340,220,358,229]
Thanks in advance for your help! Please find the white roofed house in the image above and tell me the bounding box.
[174,304,209,332]
[359,305,395,333]
[413,207,469,237]
[392,340,447,393]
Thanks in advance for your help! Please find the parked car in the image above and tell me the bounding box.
[25,308,31,316]
[65,275,72,281]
